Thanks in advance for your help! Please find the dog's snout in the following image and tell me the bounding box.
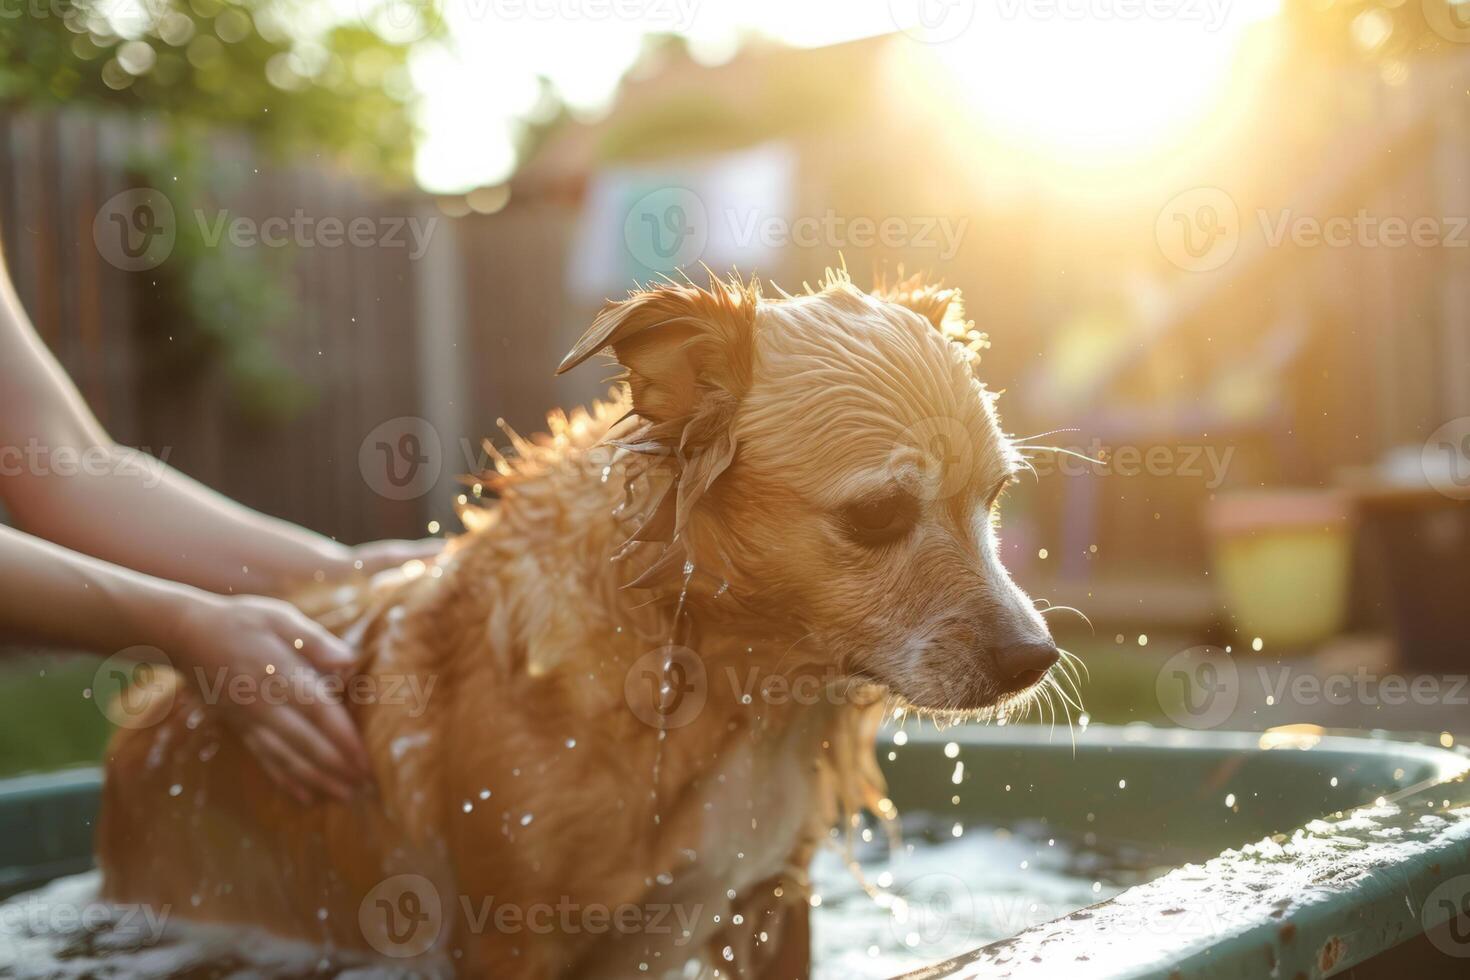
[994,641,1059,693]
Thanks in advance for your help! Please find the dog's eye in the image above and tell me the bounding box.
[840,493,919,547]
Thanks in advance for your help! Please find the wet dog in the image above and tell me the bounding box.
[97,270,1061,978]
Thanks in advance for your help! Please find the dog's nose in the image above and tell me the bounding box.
[994,642,1060,693]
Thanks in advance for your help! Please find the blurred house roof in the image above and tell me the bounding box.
[512,33,899,199]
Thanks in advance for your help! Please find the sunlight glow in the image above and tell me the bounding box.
[396,0,1283,192]
[929,0,1282,158]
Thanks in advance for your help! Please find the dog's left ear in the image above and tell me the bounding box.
[872,273,970,340]
[557,279,755,424]
[557,279,756,573]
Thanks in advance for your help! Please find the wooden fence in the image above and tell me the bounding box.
[0,109,584,546]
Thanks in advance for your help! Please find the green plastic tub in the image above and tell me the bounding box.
[3,725,1470,978]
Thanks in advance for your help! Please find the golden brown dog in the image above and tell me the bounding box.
[97,270,1061,978]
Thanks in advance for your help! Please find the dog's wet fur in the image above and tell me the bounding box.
[98,270,1060,978]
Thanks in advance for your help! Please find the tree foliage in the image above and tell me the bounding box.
[1,0,437,421]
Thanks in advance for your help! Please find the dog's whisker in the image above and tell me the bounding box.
[1038,603,1095,635]
[1012,444,1103,466]
[1058,647,1091,684]
[1008,427,1082,443]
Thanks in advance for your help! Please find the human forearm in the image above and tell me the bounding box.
[4,446,353,595]
[0,522,205,654]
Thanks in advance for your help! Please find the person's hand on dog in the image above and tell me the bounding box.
[340,538,442,578]
[171,593,373,806]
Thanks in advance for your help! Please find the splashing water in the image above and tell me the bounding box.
[810,815,1155,979]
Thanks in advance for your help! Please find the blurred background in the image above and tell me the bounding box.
[2,0,1469,772]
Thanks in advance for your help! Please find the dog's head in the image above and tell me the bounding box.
[559,271,1058,716]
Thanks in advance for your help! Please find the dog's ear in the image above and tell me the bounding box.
[556,279,756,424]
[872,273,969,339]
[874,272,989,366]
[557,278,757,576]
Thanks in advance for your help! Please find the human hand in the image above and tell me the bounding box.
[346,538,442,577]
[170,593,373,805]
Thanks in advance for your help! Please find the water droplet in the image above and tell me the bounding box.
[168,783,182,797]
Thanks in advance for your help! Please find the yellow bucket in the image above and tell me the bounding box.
[1207,492,1353,648]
